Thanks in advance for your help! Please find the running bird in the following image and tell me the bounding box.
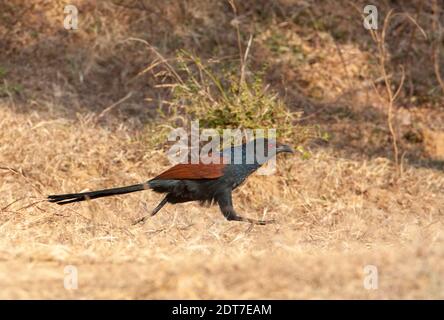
[48,138,293,225]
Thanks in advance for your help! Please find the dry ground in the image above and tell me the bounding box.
[1,0,444,299]
[0,105,443,299]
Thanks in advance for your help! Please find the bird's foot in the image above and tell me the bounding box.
[227,214,275,225]
[246,218,275,225]
[132,216,148,225]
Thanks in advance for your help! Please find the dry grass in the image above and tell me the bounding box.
[1,0,444,299]
[0,106,443,299]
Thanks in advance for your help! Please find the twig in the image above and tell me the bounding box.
[240,34,254,86]
[373,10,400,179]
[15,200,47,212]
[229,0,248,86]
[333,40,353,90]
[96,91,133,120]
[1,197,27,211]
[432,0,444,94]
[125,37,184,85]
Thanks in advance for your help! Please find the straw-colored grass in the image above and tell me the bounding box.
[1,0,443,299]
[0,105,443,299]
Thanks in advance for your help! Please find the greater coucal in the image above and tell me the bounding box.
[48,138,293,225]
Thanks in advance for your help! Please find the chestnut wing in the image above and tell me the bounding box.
[153,161,226,180]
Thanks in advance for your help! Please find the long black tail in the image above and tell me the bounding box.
[48,183,148,205]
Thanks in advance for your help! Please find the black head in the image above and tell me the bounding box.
[274,140,294,155]
[262,138,294,157]
[241,138,294,164]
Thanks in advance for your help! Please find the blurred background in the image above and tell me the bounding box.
[0,0,443,299]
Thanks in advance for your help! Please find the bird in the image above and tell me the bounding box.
[48,138,294,225]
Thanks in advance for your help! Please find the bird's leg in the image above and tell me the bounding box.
[151,196,169,216]
[223,210,274,225]
[133,196,168,225]
[217,190,275,225]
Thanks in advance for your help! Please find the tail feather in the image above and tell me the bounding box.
[48,183,148,205]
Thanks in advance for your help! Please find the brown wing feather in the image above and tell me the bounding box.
[153,160,226,180]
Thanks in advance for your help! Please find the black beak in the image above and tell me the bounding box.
[276,144,294,154]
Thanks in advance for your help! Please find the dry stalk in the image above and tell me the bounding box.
[228,0,253,87]
[431,0,444,94]
[369,10,426,180]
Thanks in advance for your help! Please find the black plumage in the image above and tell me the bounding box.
[48,138,293,225]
